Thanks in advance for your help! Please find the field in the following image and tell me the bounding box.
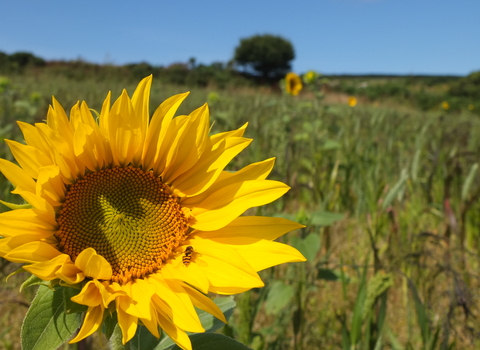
[1,67,480,350]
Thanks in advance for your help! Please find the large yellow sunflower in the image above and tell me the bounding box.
[0,76,305,349]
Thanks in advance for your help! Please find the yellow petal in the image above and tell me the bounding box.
[142,92,189,171]
[157,312,192,350]
[0,208,57,238]
[36,165,65,207]
[161,259,210,294]
[182,158,275,207]
[194,216,304,241]
[205,237,306,271]
[73,123,106,171]
[2,239,61,263]
[191,180,290,231]
[5,140,53,179]
[116,298,138,344]
[71,280,103,306]
[35,123,84,178]
[181,283,227,323]
[56,261,85,284]
[210,122,248,143]
[108,90,143,166]
[48,97,74,140]
[17,121,50,156]
[155,115,190,176]
[162,104,210,182]
[99,91,112,137]
[184,238,264,291]
[130,75,152,164]
[75,248,112,280]
[22,254,71,280]
[173,137,252,197]
[149,276,204,333]
[121,279,155,320]
[0,158,36,193]
[140,304,161,338]
[69,305,104,343]
[11,188,55,218]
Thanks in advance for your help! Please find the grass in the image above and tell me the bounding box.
[1,69,480,350]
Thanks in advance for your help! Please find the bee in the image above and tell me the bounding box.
[182,246,195,267]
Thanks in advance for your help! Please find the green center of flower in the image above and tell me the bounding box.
[55,166,190,284]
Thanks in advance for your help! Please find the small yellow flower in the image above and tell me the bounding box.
[285,72,303,96]
[441,101,450,110]
[0,76,305,349]
[303,70,319,85]
[348,96,357,107]
[468,104,475,111]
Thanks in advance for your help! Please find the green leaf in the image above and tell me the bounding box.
[317,268,339,281]
[350,263,368,346]
[21,285,83,350]
[171,333,252,350]
[290,233,321,264]
[129,325,161,350]
[264,281,295,316]
[382,168,409,209]
[310,211,345,226]
[461,162,478,201]
[103,312,118,340]
[411,149,421,182]
[109,324,126,350]
[386,327,404,350]
[322,139,342,150]
[20,274,45,292]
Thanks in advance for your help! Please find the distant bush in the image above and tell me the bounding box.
[449,71,480,98]
[0,51,45,73]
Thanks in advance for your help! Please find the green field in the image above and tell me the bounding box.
[1,66,480,350]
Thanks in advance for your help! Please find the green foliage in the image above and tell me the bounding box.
[21,285,84,350]
[449,71,480,98]
[0,51,45,73]
[233,34,295,78]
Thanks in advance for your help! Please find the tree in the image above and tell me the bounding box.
[234,34,295,79]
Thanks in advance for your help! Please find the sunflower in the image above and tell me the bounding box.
[348,96,357,107]
[0,76,305,349]
[285,72,303,96]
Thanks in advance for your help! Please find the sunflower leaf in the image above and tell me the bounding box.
[21,285,82,350]
[128,324,161,350]
[103,312,118,340]
[264,280,295,316]
[19,274,47,292]
[171,333,252,350]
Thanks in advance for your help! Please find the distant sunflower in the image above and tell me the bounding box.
[303,70,319,85]
[0,76,305,349]
[348,96,357,107]
[285,72,303,96]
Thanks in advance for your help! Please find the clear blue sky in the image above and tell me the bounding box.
[1,0,479,76]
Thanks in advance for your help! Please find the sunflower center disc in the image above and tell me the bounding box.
[56,166,189,284]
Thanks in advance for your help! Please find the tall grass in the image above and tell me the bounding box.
[1,70,480,349]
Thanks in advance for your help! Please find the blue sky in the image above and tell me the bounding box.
[1,0,479,76]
